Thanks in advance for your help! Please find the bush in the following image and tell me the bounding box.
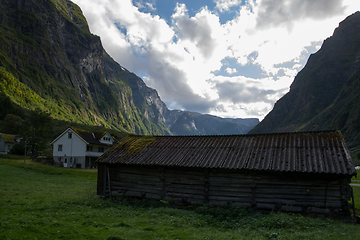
[9,142,25,155]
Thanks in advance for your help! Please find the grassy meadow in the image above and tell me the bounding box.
[1,158,360,240]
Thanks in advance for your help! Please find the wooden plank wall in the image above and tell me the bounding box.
[105,165,351,214]
[110,166,163,199]
[208,171,348,214]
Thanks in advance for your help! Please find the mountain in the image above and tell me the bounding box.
[0,0,258,136]
[249,12,360,163]
[0,0,171,135]
[169,111,259,135]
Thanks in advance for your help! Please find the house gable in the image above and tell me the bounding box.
[99,132,115,145]
[52,128,87,157]
[50,127,88,146]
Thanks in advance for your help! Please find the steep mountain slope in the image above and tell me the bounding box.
[299,64,360,149]
[0,0,170,135]
[249,12,360,162]
[0,0,258,136]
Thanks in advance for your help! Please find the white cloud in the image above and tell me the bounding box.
[225,68,237,74]
[172,5,219,59]
[215,0,242,12]
[256,0,346,30]
[72,0,360,120]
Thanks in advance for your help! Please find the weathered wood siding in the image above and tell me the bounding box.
[98,163,352,215]
[207,170,348,214]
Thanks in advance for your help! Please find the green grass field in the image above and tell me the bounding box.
[1,159,360,239]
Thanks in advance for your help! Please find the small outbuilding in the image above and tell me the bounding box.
[97,131,356,217]
[0,133,20,154]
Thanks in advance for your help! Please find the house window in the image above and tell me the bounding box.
[68,133,72,139]
[99,147,104,152]
[87,146,93,151]
[58,144,63,151]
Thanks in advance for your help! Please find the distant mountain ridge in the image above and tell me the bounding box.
[250,11,360,163]
[0,0,258,136]
[167,111,259,135]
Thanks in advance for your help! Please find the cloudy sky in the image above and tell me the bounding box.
[72,0,359,120]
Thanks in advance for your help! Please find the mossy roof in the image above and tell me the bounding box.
[97,131,356,176]
[0,133,18,143]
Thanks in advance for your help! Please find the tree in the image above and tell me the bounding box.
[0,114,23,134]
[0,92,23,120]
[20,108,53,158]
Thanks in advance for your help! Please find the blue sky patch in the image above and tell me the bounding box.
[214,57,268,79]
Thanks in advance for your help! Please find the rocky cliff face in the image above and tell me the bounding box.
[0,0,171,135]
[249,11,360,162]
[250,12,360,135]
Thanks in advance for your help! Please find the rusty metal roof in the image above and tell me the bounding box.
[97,131,356,175]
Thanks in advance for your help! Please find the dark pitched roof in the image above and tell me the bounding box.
[97,131,356,175]
[71,127,108,145]
[51,127,114,146]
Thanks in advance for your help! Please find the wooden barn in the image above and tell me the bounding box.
[96,131,356,216]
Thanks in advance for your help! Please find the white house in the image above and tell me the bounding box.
[50,127,116,168]
[0,133,20,154]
